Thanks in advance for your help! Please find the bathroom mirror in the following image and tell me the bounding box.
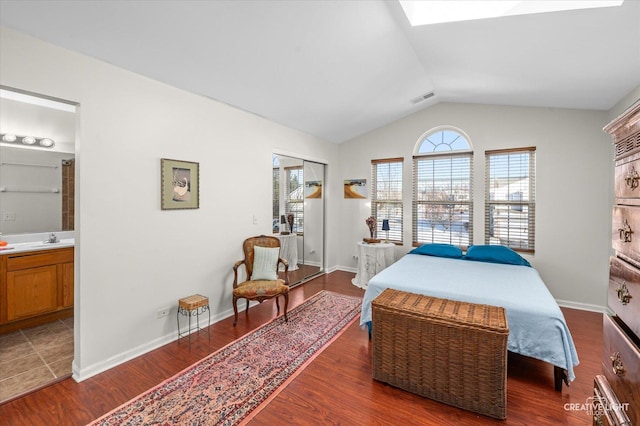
[0,87,76,235]
[272,153,325,285]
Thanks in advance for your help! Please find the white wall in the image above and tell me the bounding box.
[336,102,613,310]
[0,27,339,380]
[608,85,640,120]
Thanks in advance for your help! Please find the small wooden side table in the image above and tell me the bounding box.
[177,294,210,341]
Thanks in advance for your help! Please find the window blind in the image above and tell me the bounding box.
[412,152,473,247]
[272,167,280,232]
[485,147,536,252]
[371,158,403,243]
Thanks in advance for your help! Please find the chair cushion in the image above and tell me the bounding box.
[233,280,289,298]
[252,246,280,280]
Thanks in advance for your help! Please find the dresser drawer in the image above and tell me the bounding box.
[612,206,640,265]
[594,375,631,426]
[602,315,639,426]
[609,257,640,336]
[615,153,640,205]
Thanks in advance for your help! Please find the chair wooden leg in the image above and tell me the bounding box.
[233,296,239,327]
[275,296,280,314]
[283,293,289,322]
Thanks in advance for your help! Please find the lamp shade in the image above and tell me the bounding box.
[382,219,390,231]
[280,215,286,224]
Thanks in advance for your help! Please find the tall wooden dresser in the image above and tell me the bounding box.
[597,100,640,426]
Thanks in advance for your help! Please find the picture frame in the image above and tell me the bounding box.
[344,178,367,199]
[161,158,199,210]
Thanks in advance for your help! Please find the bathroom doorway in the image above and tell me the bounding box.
[0,86,78,402]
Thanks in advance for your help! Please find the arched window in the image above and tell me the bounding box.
[414,127,472,154]
[412,127,473,247]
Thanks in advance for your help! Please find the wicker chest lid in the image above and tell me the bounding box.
[372,288,508,334]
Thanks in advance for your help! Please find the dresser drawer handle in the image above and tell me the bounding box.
[593,412,604,426]
[625,165,640,189]
[616,281,633,305]
[619,219,633,242]
[610,352,626,376]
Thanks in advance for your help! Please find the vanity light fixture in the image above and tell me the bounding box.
[0,133,56,149]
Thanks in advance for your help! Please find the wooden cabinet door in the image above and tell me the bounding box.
[61,262,74,308]
[7,265,58,321]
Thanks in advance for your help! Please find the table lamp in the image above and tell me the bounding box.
[382,219,390,242]
[280,215,289,235]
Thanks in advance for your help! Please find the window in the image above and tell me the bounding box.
[412,128,473,247]
[485,147,536,252]
[371,158,403,243]
[285,165,303,233]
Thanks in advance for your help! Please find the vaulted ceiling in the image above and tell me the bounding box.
[1,0,638,143]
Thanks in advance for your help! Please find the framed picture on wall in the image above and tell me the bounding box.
[161,158,199,210]
[344,179,367,199]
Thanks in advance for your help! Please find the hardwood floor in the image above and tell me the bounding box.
[0,271,603,425]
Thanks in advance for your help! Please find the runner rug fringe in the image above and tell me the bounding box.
[90,290,362,425]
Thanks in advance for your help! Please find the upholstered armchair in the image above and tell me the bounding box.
[231,235,290,326]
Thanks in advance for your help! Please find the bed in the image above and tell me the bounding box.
[360,245,580,390]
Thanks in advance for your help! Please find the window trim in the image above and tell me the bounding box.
[413,125,473,156]
[412,127,474,248]
[285,165,303,235]
[371,157,404,244]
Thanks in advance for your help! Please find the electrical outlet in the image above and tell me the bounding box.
[157,307,170,319]
[2,212,15,221]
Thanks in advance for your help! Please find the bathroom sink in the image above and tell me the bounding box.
[1,239,75,254]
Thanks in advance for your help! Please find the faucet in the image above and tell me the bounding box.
[47,233,58,243]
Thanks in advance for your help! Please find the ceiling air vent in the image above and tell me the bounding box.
[410,91,435,104]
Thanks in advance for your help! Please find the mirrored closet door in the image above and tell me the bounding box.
[272,154,325,286]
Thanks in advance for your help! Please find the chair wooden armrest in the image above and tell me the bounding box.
[232,259,245,287]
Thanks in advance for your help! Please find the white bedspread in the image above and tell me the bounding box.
[360,254,580,382]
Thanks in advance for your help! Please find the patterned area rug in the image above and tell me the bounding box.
[91,290,362,426]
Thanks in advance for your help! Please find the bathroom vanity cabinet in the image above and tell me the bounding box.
[0,247,74,334]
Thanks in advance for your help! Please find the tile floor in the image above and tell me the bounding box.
[0,317,74,403]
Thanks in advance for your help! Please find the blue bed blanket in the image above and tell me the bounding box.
[360,253,579,382]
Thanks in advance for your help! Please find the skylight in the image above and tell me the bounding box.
[399,0,624,26]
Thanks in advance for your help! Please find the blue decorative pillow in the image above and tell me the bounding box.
[464,245,531,267]
[409,243,463,259]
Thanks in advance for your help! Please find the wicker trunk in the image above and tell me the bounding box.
[371,289,509,420]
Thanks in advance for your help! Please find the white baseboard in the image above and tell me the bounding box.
[555,299,607,314]
[335,265,357,274]
[73,308,237,382]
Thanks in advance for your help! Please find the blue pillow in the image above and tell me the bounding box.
[463,245,531,267]
[410,243,462,259]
